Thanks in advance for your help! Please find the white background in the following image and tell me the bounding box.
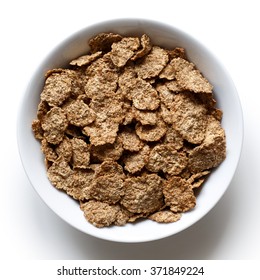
[1,0,260,260]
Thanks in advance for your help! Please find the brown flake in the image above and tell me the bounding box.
[211,108,223,121]
[41,138,57,162]
[149,210,182,223]
[90,174,124,204]
[70,138,90,169]
[118,127,144,152]
[176,67,213,93]
[84,57,118,99]
[119,73,160,111]
[167,57,194,73]
[89,32,123,53]
[163,57,213,94]
[121,174,164,214]
[83,96,125,145]
[135,46,169,79]
[32,119,44,140]
[70,51,102,67]
[131,34,152,60]
[123,145,150,174]
[80,200,119,228]
[167,47,187,60]
[118,66,137,99]
[40,70,73,107]
[113,205,132,226]
[163,176,196,212]
[188,116,226,173]
[132,78,160,110]
[110,36,140,67]
[121,100,135,125]
[165,80,183,93]
[66,169,94,200]
[90,137,124,161]
[146,144,188,175]
[162,126,184,150]
[55,136,72,162]
[187,170,210,189]
[156,83,176,108]
[64,99,96,127]
[133,107,158,125]
[47,159,74,191]
[83,121,119,146]
[135,119,167,142]
[41,107,68,145]
[171,92,208,144]
[159,103,175,124]
[94,160,124,178]
[89,96,125,124]
[36,100,50,120]
[159,64,176,80]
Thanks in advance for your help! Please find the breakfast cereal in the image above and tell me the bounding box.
[32,32,226,228]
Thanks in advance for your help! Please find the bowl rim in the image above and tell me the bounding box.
[17,18,244,243]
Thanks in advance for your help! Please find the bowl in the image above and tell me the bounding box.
[17,18,243,243]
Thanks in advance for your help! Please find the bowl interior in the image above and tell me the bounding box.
[17,19,243,242]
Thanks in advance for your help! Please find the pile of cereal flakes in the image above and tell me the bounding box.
[32,33,226,228]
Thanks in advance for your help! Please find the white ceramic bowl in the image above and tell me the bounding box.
[17,19,243,243]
